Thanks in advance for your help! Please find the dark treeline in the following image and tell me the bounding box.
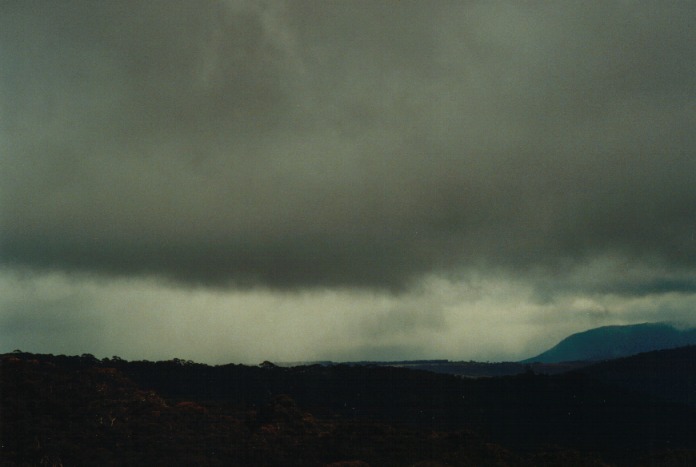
[3,348,696,466]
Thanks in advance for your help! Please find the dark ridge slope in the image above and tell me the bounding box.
[576,344,696,408]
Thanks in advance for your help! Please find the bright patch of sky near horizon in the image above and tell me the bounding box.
[3,267,695,364]
[1,1,696,363]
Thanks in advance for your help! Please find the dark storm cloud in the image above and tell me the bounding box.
[531,262,696,302]
[2,1,696,290]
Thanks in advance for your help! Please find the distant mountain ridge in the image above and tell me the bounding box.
[522,322,696,363]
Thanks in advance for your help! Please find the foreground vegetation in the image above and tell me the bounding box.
[2,349,696,466]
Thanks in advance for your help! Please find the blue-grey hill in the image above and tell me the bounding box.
[522,322,696,363]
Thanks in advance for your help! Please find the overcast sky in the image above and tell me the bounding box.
[2,1,696,364]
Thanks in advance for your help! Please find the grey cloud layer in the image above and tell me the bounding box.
[2,1,695,291]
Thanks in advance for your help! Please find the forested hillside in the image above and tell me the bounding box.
[3,350,696,466]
